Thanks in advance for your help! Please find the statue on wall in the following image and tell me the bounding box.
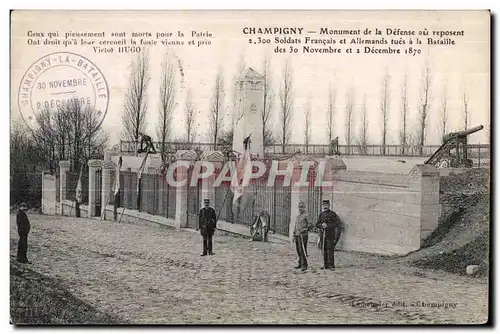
[329,136,340,156]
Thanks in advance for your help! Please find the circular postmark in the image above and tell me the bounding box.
[17,52,109,131]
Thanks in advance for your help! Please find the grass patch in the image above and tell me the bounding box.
[10,260,124,324]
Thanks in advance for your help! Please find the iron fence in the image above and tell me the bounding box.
[121,171,138,210]
[140,173,159,214]
[186,166,202,229]
[215,177,291,237]
[159,175,176,219]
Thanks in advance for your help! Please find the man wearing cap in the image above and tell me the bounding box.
[16,203,31,263]
[198,199,217,256]
[293,201,314,271]
[316,200,342,270]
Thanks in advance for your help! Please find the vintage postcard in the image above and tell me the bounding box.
[10,10,490,325]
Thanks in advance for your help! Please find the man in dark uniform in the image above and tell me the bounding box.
[137,132,157,154]
[198,199,217,256]
[16,203,31,263]
[316,200,342,270]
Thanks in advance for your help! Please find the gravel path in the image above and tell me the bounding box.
[10,214,489,324]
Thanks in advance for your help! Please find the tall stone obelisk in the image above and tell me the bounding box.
[232,68,265,158]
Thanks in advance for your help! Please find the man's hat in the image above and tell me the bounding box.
[322,200,330,205]
[203,199,210,204]
[19,202,27,210]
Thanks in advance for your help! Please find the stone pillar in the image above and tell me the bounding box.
[321,156,347,206]
[101,160,116,220]
[233,68,265,158]
[174,150,197,229]
[88,159,103,217]
[200,151,225,210]
[59,160,70,215]
[408,165,441,244]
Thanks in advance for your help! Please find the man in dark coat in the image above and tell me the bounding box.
[198,198,217,256]
[16,203,31,263]
[316,200,342,270]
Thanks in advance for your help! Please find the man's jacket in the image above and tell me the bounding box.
[316,210,342,245]
[16,210,30,235]
[198,207,217,235]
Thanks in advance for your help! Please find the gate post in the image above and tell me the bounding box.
[200,151,225,211]
[88,159,103,217]
[101,160,116,220]
[174,150,197,229]
[59,160,70,215]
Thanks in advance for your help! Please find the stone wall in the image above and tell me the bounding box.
[60,200,89,217]
[327,165,440,255]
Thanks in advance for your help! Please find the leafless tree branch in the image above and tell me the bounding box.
[121,50,150,143]
[279,60,294,151]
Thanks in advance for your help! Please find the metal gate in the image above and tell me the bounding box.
[215,181,233,223]
[186,166,201,229]
[120,171,138,210]
[94,168,102,216]
[161,175,176,219]
[272,178,291,236]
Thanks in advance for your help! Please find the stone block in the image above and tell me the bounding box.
[467,265,480,275]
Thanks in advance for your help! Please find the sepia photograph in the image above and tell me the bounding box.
[9,9,491,325]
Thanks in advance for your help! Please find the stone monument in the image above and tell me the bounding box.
[233,68,265,158]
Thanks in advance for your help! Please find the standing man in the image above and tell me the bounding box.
[316,200,342,270]
[16,203,31,264]
[198,199,217,256]
[293,201,314,271]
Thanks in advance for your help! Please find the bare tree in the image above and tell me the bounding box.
[33,108,56,170]
[357,94,369,154]
[440,84,449,142]
[156,53,177,164]
[304,99,312,153]
[418,62,432,155]
[209,67,225,149]
[122,51,150,143]
[10,121,46,204]
[326,82,337,144]
[261,55,274,152]
[462,87,470,130]
[380,71,390,155]
[81,106,108,162]
[399,74,409,155]
[32,101,108,172]
[344,88,355,155]
[279,60,294,152]
[184,88,196,144]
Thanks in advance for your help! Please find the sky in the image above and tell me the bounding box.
[10,10,490,148]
